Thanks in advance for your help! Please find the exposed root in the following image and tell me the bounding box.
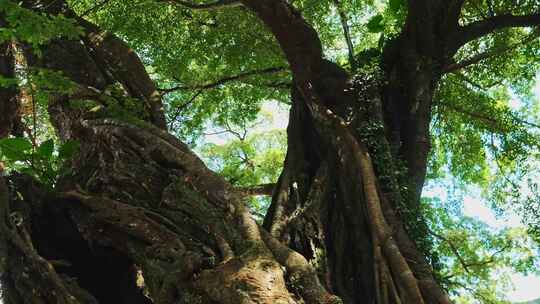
[58,119,337,303]
[261,229,341,304]
[301,92,428,303]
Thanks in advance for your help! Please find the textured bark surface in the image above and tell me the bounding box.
[0,2,337,304]
[263,88,375,303]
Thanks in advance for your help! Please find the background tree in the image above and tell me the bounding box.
[0,0,539,303]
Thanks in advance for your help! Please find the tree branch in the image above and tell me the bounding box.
[457,13,540,47]
[440,102,540,130]
[448,280,495,304]
[453,72,503,90]
[162,0,242,10]
[260,81,292,90]
[167,89,203,129]
[428,230,471,274]
[240,0,324,80]
[444,29,540,73]
[332,0,356,69]
[76,17,168,129]
[159,66,288,94]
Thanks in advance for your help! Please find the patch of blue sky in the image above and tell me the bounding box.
[424,74,540,302]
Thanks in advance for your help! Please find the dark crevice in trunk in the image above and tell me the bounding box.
[33,199,151,304]
[2,175,152,304]
[264,87,376,303]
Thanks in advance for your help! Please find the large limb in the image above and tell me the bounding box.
[75,17,168,130]
[381,0,468,202]
[456,13,540,47]
[0,19,19,138]
[263,88,376,303]
[26,0,167,130]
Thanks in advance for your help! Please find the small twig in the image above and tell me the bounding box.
[159,66,288,94]
[428,229,472,274]
[444,30,540,73]
[167,89,203,129]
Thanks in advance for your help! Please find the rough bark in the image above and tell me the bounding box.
[0,2,338,304]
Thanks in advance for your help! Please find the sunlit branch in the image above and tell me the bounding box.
[332,0,356,69]
[457,13,540,47]
[489,134,520,190]
[202,119,250,141]
[447,280,494,303]
[159,66,289,94]
[223,119,248,141]
[202,130,232,136]
[428,230,472,274]
[444,243,510,297]
[453,72,503,90]
[439,103,507,132]
[444,30,540,73]
[440,102,540,130]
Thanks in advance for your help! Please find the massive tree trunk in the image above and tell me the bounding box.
[0,2,337,304]
[0,1,465,303]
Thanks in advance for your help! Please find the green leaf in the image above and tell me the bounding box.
[367,14,384,33]
[389,0,404,13]
[0,138,33,161]
[58,140,79,159]
[37,139,54,159]
[19,166,36,177]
